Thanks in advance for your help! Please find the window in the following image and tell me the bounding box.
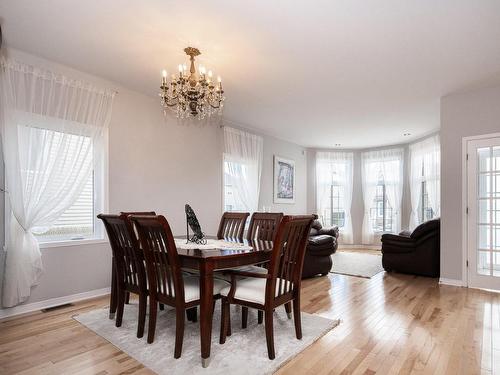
[316,151,354,243]
[361,148,404,243]
[409,135,440,228]
[370,178,393,232]
[223,160,248,212]
[222,127,263,213]
[26,126,106,244]
[418,181,434,223]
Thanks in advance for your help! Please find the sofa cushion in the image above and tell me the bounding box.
[309,228,319,236]
[411,218,440,239]
[309,234,334,246]
[311,220,323,230]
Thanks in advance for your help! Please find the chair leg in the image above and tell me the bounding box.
[293,298,302,340]
[174,308,185,358]
[125,292,130,304]
[147,300,158,344]
[284,302,292,319]
[258,310,263,324]
[186,307,197,322]
[109,263,118,319]
[219,298,230,344]
[159,303,165,311]
[227,302,232,336]
[137,293,147,338]
[242,306,248,329]
[264,308,275,360]
[115,287,125,328]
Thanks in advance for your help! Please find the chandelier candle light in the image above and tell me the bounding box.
[159,47,225,120]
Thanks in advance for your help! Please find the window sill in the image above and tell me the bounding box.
[39,238,107,249]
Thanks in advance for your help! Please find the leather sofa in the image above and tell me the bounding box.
[302,220,339,279]
[381,218,440,277]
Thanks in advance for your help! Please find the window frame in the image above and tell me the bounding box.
[4,126,109,249]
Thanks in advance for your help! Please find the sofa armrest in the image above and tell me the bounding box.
[317,226,339,238]
[381,233,414,243]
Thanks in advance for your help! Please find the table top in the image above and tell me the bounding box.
[174,236,274,259]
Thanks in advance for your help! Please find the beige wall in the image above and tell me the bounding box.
[0,49,308,307]
[440,84,500,281]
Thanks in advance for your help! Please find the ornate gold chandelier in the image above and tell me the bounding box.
[159,47,225,120]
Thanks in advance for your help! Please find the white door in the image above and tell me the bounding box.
[467,137,500,290]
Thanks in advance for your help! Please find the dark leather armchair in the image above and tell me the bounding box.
[381,218,440,277]
[302,220,339,278]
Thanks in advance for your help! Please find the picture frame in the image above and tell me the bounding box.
[273,155,295,204]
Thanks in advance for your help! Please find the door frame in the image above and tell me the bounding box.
[462,132,500,288]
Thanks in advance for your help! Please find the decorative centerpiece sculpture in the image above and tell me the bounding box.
[185,204,207,244]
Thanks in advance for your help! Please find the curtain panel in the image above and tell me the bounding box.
[409,134,441,229]
[0,57,115,307]
[361,148,404,244]
[316,151,354,244]
[223,127,263,213]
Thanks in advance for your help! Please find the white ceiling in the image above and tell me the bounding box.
[2,0,500,148]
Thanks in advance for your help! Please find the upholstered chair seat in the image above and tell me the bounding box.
[220,276,292,305]
[181,276,229,302]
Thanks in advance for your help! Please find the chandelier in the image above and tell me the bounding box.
[159,47,225,120]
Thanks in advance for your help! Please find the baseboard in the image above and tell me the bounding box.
[0,287,111,320]
[338,244,381,251]
[439,278,464,287]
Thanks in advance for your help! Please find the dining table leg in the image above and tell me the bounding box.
[199,261,214,368]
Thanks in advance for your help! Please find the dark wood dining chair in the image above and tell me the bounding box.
[104,211,157,316]
[130,214,229,358]
[239,212,284,327]
[97,214,149,338]
[217,212,250,240]
[219,215,315,360]
[247,212,283,241]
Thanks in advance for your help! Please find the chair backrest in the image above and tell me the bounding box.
[121,211,156,216]
[97,214,146,291]
[130,215,184,303]
[247,212,283,241]
[217,212,250,239]
[266,215,315,303]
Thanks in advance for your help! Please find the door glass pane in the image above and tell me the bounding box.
[478,250,491,275]
[479,147,491,172]
[495,225,500,251]
[478,224,490,250]
[479,174,491,198]
[493,147,500,171]
[495,199,500,224]
[479,199,490,224]
[493,252,500,277]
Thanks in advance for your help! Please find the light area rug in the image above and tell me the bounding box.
[331,251,384,278]
[74,303,339,375]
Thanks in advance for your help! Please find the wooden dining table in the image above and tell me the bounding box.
[176,236,273,367]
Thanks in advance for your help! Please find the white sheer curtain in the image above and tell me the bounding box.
[0,57,115,307]
[223,127,263,213]
[409,134,440,229]
[361,148,404,244]
[316,151,354,244]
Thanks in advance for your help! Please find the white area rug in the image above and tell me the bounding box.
[74,303,339,375]
[331,251,384,278]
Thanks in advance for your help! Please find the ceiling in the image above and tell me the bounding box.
[2,0,500,149]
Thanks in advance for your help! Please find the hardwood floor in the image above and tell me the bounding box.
[1,272,498,374]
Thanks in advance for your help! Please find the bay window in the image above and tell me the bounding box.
[316,151,354,244]
[361,148,404,244]
[409,135,440,229]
